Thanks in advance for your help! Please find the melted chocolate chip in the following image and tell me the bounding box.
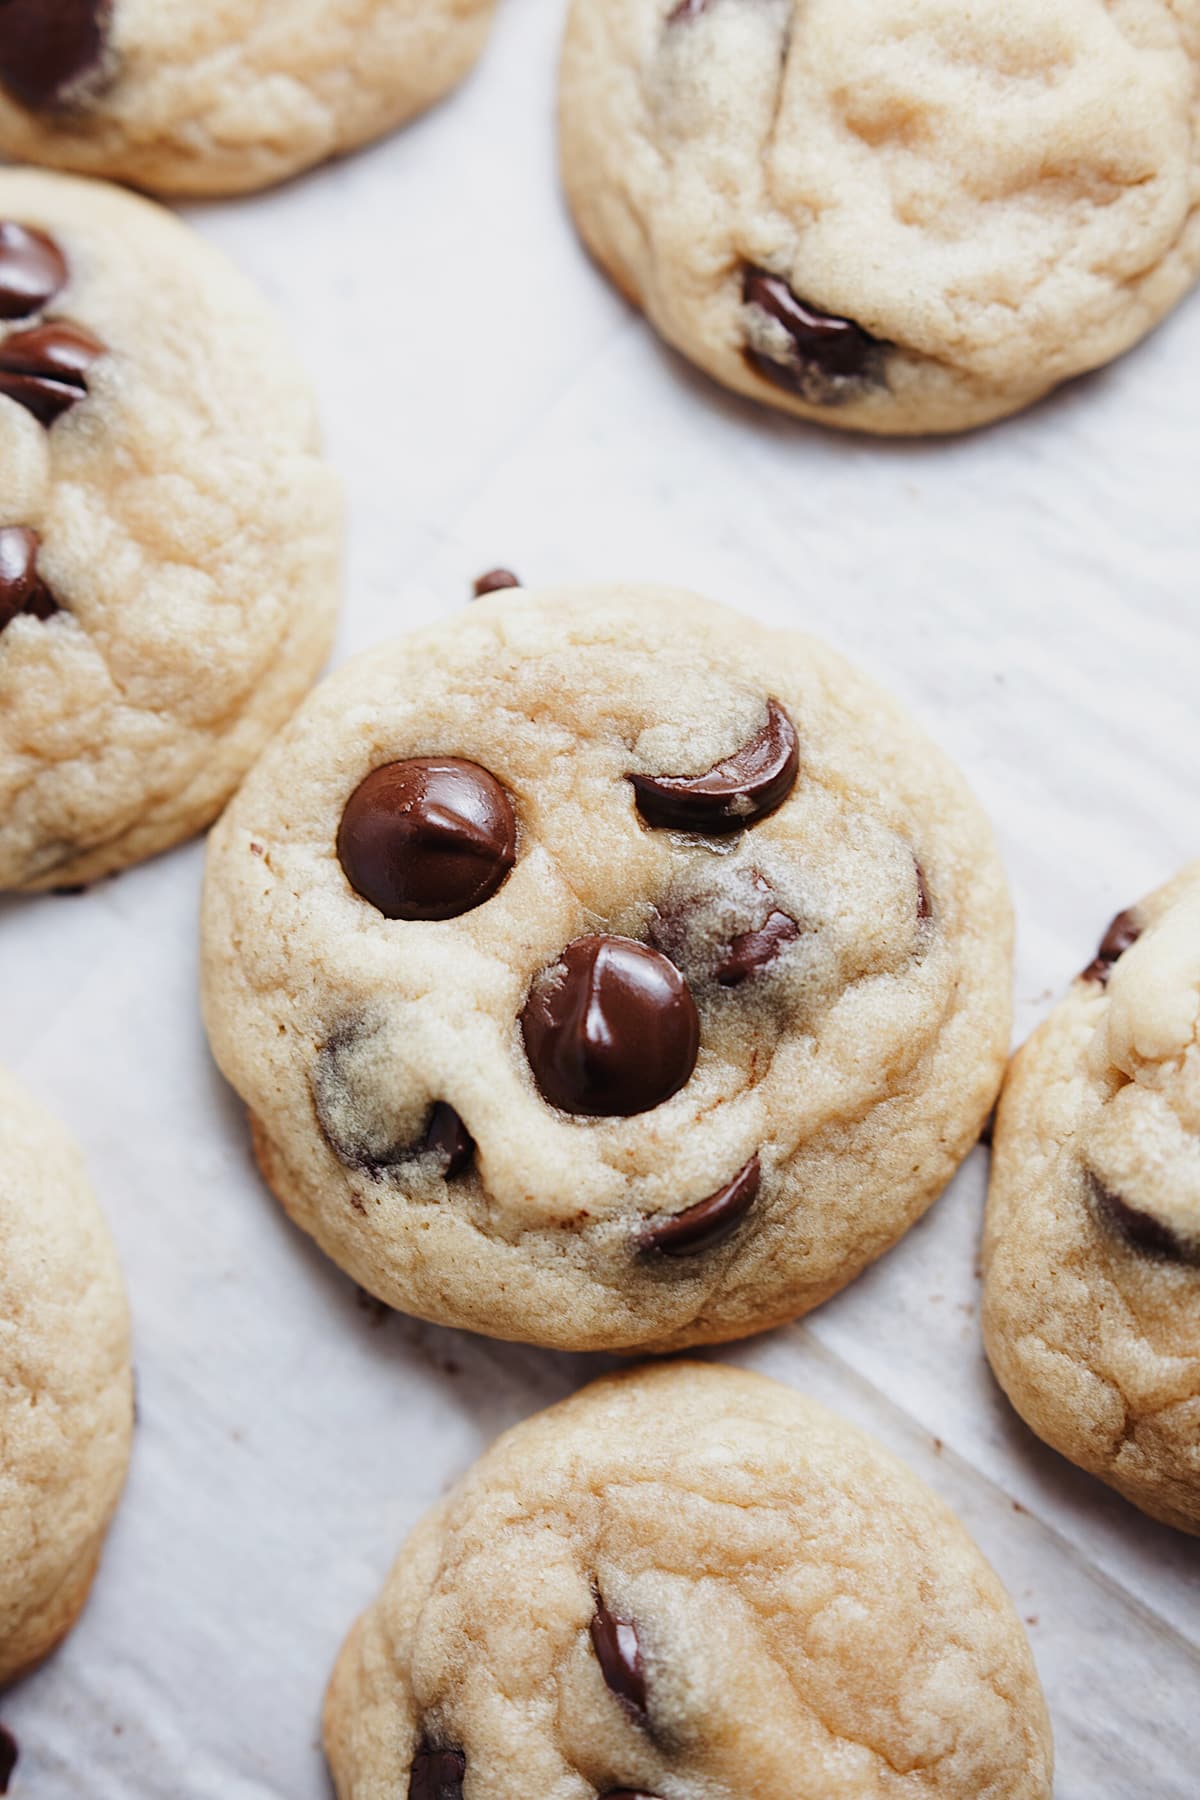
[0,1727,16,1796]
[743,267,885,402]
[338,758,517,921]
[0,319,104,425]
[0,525,58,629]
[641,1154,760,1256]
[631,700,798,835]
[0,0,110,110]
[714,905,799,985]
[591,1595,648,1716]
[409,1741,465,1800]
[916,861,933,923]
[522,936,699,1117]
[0,221,68,319]
[1090,1178,1200,1267]
[1081,907,1142,985]
[472,567,521,598]
[424,1102,475,1178]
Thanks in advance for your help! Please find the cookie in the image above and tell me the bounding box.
[0,168,341,892]
[201,584,1011,1353]
[324,1363,1053,1798]
[0,0,497,197]
[0,1065,133,1686]
[560,0,1200,435]
[984,863,1200,1535]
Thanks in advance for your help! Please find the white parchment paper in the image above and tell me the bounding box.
[2,0,1199,1791]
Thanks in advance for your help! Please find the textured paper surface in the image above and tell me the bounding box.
[2,0,1198,1792]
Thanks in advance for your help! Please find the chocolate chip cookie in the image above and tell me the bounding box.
[201,584,1011,1352]
[984,863,1200,1534]
[0,0,497,196]
[0,1065,133,1686]
[561,0,1200,434]
[0,168,341,892]
[324,1364,1054,1798]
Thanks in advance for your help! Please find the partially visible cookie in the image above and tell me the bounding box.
[325,1363,1054,1799]
[0,1066,133,1686]
[561,0,1200,434]
[202,583,1011,1353]
[0,168,341,892]
[984,863,1200,1534]
[0,0,497,196]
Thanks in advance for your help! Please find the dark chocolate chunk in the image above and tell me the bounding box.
[0,0,110,110]
[714,905,799,986]
[424,1102,475,1178]
[591,1595,648,1717]
[0,221,68,319]
[641,1154,760,1256]
[522,936,699,1117]
[0,319,104,426]
[1090,1178,1200,1267]
[916,860,933,923]
[1080,908,1142,985]
[743,267,886,402]
[0,525,58,630]
[338,758,517,921]
[630,699,799,834]
[409,1741,466,1800]
[0,1727,16,1796]
[472,568,521,598]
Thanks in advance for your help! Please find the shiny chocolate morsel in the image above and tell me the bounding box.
[0,1728,16,1796]
[0,0,110,110]
[424,1103,475,1178]
[472,567,521,598]
[714,904,799,986]
[338,758,517,922]
[0,222,68,319]
[1081,908,1142,985]
[591,1595,648,1717]
[641,1155,760,1256]
[408,1742,465,1800]
[522,936,699,1117]
[1090,1177,1200,1267]
[0,526,58,629]
[743,267,886,401]
[0,319,104,425]
[630,699,798,834]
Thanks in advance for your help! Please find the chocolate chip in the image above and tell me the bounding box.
[522,936,699,1117]
[743,267,886,403]
[338,758,517,922]
[1090,1178,1200,1267]
[630,699,799,835]
[472,568,521,598]
[916,860,933,923]
[0,525,58,630]
[601,1792,664,1799]
[0,319,104,426]
[0,0,110,109]
[714,905,799,986]
[0,1727,16,1796]
[408,1741,465,1800]
[0,222,68,319]
[424,1102,475,1178]
[641,1154,760,1256]
[591,1595,648,1717]
[1081,908,1142,985]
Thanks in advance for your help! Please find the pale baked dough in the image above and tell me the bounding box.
[0,169,342,891]
[0,0,497,197]
[201,585,1012,1352]
[561,0,1200,434]
[325,1364,1054,1799]
[984,862,1200,1534]
[0,1065,133,1687]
